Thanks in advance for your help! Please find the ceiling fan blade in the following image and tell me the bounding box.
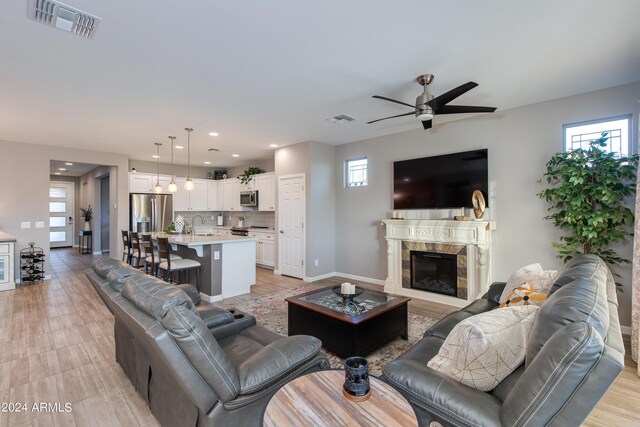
[367,112,414,124]
[372,95,416,109]
[427,82,478,110]
[422,119,432,130]
[435,105,497,115]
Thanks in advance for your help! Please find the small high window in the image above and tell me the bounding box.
[345,157,368,188]
[564,116,630,158]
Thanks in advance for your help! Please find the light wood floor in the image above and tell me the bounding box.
[0,248,637,426]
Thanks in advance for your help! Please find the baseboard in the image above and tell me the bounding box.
[200,293,223,303]
[93,251,102,255]
[0,283,16,291]
[621,325,631,336]
[304,271,337,282]
[273,269,281,276]
[335,272,385,286]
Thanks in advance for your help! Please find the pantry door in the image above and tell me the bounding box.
[277,174,305,279]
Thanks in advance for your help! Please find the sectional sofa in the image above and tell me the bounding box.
[383,255,625,427]
[86,258,329,427]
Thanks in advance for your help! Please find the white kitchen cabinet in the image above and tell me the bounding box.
[173,178,189,212]
[0,239,16,291]
[250,231,275,268]
[222,180,236,211]
[190,180,209,211]
[129,174,154,193]
[207,181,220,211]
[257,173,276,211]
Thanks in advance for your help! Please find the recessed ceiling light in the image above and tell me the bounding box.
[65,162,73,166]
[204,161,211,165]
[59,168,67,171]
[175,145,184,149]
[152,155,159,159]
[269,144,278,148]
[208,132,219,137]
[232,154,240,158]
[54,172,61,175]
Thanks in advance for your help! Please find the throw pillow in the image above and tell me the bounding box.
[427,305,539,391]
[499,263,558,304]
[499,283,547,308]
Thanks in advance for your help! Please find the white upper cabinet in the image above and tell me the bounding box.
[222,179,236,211]
[207,181,220,211]
[173,178,189,212]
[189,180,209,211]
[129,174,154,193]
[257,173,276,211]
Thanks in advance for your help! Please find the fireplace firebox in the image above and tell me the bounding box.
[409,251,457,297]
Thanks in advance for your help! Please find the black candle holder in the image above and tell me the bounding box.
[343,356,371,401]
[331,286,365,315]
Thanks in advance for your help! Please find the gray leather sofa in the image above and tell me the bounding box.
[86,258,329,427]
[383,255,624,427]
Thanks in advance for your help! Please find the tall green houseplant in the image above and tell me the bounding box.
[538,132,639,290]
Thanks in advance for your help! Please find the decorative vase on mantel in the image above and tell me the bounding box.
[84,221,91,231]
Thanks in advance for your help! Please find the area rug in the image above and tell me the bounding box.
[220,286,438,376]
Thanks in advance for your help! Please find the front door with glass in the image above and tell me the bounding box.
[49,182,75,248]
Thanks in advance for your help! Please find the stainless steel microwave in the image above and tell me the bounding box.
[240,190,258,207]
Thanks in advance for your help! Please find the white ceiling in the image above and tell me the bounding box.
[1,1,639,167]
[50,160,98,177]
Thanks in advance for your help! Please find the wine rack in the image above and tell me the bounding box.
[20,242,45,285]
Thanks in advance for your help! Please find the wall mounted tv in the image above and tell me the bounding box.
[393,149,488,209]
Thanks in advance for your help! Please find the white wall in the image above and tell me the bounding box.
[334,81,640,327]
[0,140,129,276]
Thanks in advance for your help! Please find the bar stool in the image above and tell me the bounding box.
[129,232,143,268]
[121,230,131,263]
[141,234,182,276]
[156,237,201,288]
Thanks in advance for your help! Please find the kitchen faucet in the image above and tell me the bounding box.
[191,215,205,236]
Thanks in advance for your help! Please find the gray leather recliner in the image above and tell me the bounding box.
[383,255,624,427]
[86,258,330,427]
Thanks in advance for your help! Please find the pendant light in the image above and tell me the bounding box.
[184,127,194,191]
[167,136,178,192]
[153,142,163,193]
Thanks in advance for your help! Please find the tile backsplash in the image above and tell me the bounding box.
[174,210,275,229]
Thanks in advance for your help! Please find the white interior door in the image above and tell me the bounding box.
[278,174,305,279]
[49,182,74,248]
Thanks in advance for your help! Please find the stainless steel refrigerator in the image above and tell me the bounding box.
[129,193,173,233]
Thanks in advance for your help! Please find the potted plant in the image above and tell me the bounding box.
[238,166,265,185]
[538,132,639,291]
[80,205,93,231]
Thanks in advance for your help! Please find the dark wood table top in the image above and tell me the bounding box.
[285,286,410,324]
[264,370,418,427]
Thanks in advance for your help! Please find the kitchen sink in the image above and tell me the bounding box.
[195,233,216,237]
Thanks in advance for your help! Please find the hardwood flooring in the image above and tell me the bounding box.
[0,248,637,426]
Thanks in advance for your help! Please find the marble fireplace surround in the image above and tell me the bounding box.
[383,219,496,308]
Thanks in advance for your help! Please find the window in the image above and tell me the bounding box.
[345,157,368,188]
[564,116,630,158]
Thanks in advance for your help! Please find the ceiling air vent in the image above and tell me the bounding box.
[207,148,221,152]
[327,114,357,124]
[29,0,101,39]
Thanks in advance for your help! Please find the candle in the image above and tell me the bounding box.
[341,282,355,294]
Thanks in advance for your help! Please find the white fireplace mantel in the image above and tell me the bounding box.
[383,219,496,308]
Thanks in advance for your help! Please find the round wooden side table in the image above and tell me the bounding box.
[263,370,418,427]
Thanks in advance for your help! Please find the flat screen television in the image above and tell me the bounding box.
[393,149,488,209]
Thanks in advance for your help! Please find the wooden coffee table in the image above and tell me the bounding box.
[263,370,418,427]
[286,286,410,358]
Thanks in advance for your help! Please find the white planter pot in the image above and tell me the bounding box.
[84,221,91,231]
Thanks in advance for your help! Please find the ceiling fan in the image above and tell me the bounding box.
[368,74,496,130]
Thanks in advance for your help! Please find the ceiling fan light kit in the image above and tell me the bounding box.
[368,73,497,130]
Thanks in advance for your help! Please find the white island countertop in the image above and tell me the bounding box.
[151,232,255,257]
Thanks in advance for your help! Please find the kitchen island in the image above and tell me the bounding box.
[153,232,256,301]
